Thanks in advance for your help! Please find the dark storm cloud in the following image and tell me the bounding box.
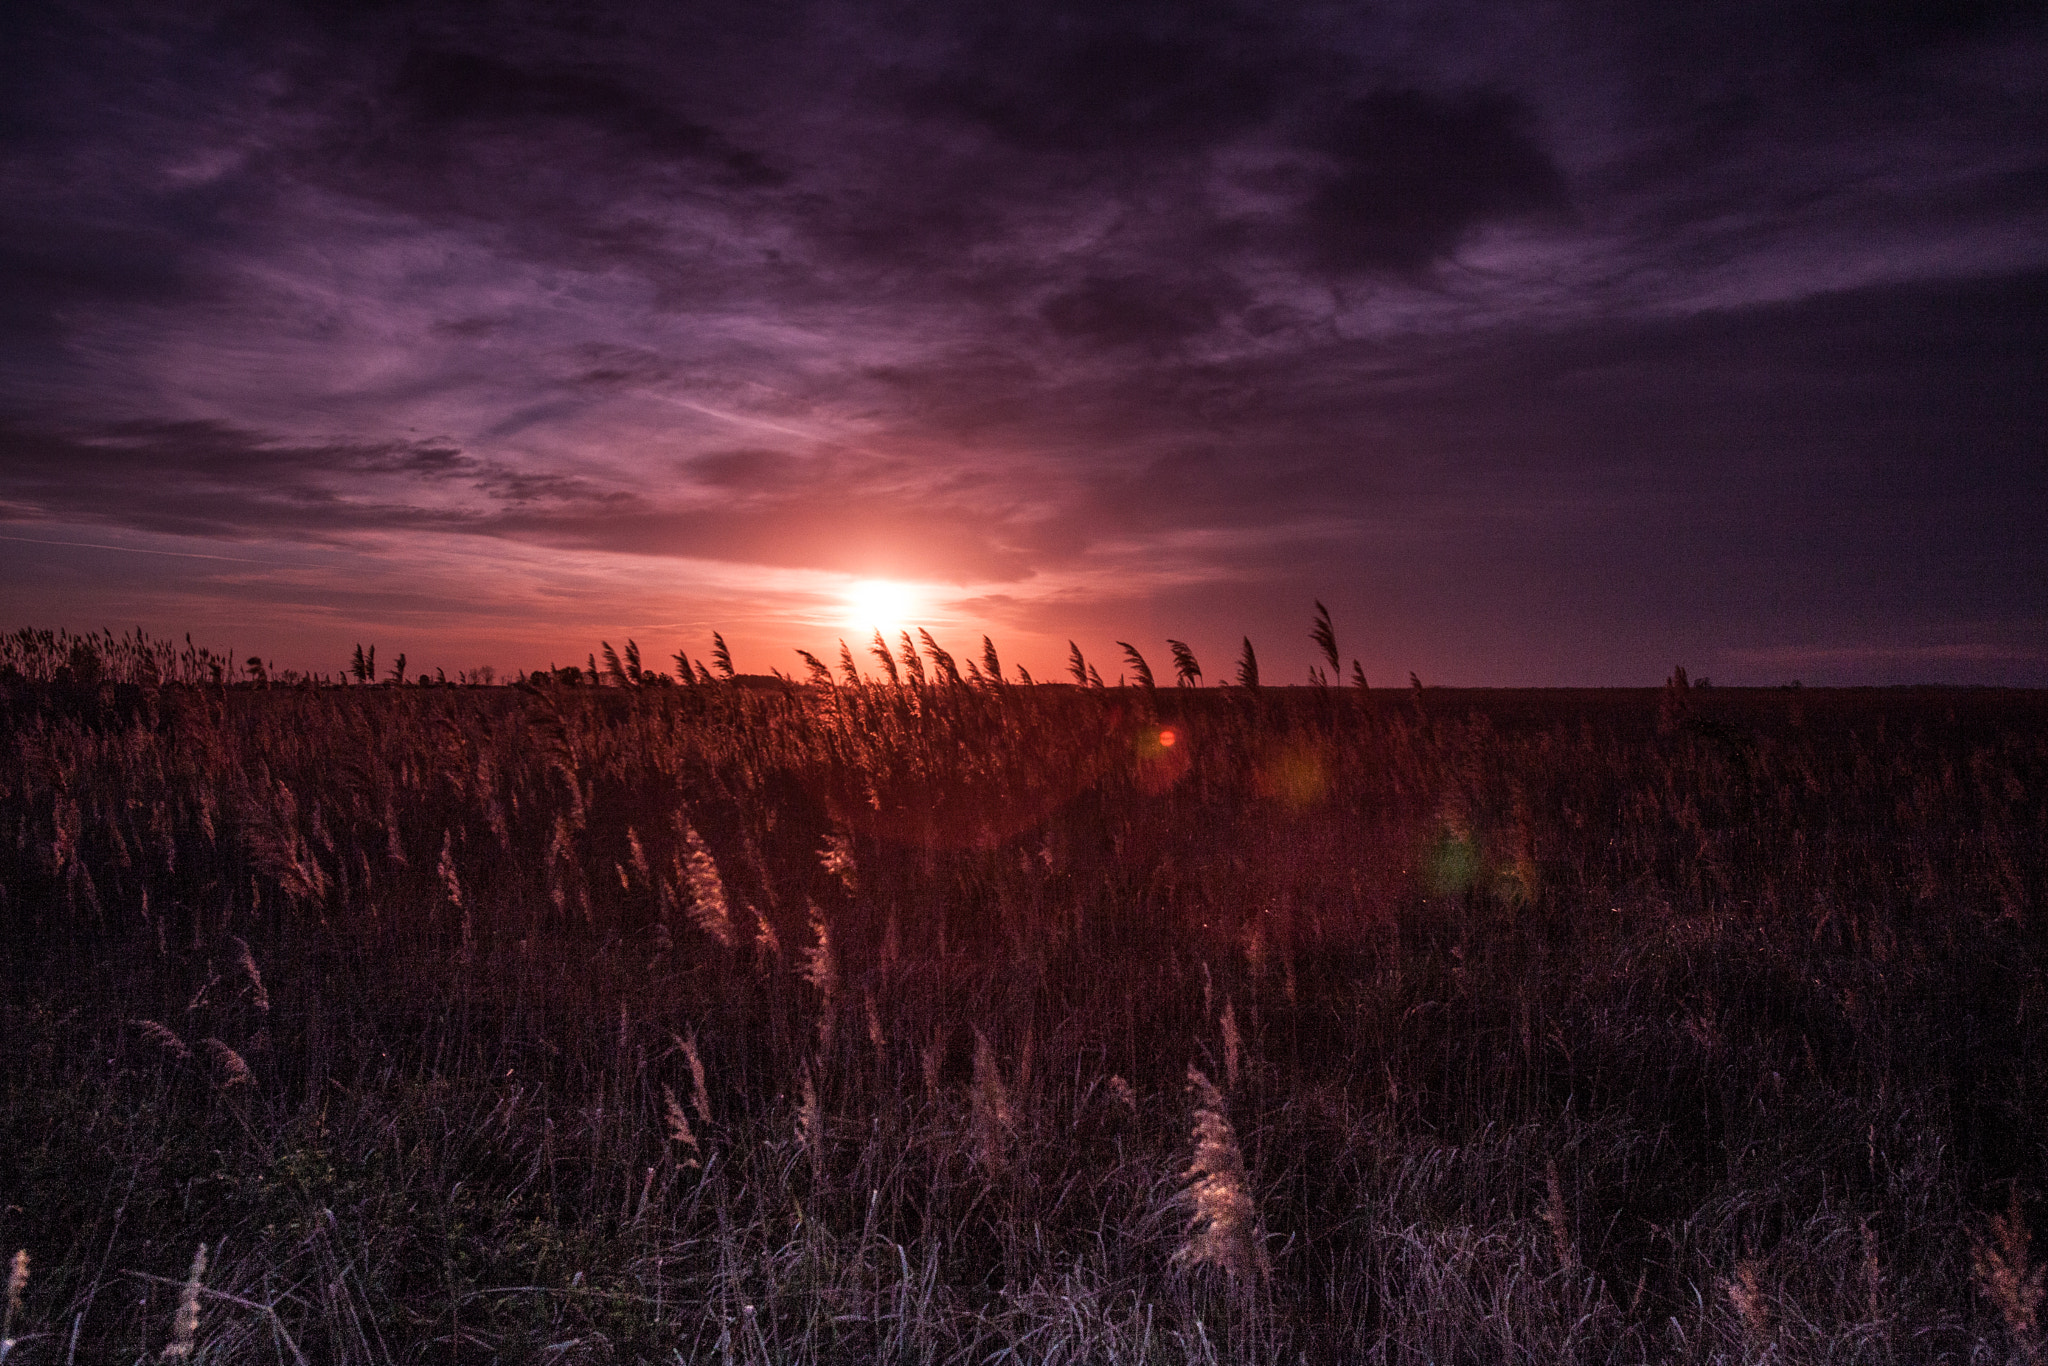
[0,414,1053,581]
[908,0,1287,155]
[1040,274,1242,350]
[0,224,213,342]
[3,0,2045,679]
[0,421,478,540]
[1292,90,1569,274]
[381,48,785,189]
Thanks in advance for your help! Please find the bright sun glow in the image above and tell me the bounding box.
[844,579,921,632]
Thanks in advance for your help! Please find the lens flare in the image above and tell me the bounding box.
[1158,728,1178,747]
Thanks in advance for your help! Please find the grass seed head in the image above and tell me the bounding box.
[1175,1066,1268,1283]
[134,1019,192,1062]
[4,1248,26,1346]
[1220,997,1242,1093]
[971,1029,1015,1175]
[231,936,268,1014]
[1726,1258,1769,1353]
[202,1037,253,1088]
[662,1085,701,1167]
[162,1243,207,1360]
[679,823,736,949]
[1545,1158,1576,1270]
[1973,1186,2045,1358]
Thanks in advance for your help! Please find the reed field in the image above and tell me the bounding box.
[1,625,2045,1363]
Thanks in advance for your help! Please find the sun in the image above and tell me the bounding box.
[844,579,921,633]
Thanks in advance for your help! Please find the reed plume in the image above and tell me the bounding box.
[803,900,839,1049]
[819,830,857,893]
[1311,601,1339,673]
[795,649,833,688]
[1220,997,1242,1093]
[678,821,736,949]
[1726,1258,1769,1356]
[918,629,961,686]
[797,1067,824,1165]
[1973,1186,2044,1362]
[1118,642,1154,690]
[203,1038,253,1088]
[134,1019,192,1062]
[869,631,899,686]
[1174,1066,1267,1283]
[161,1243,206,1360]
[1544,1158,1576,1270]
[231,936,268,1015]
[752,903,783,963]
[662,1085,702,1167]
[3,1249,27,1356]
[971,1029,1015,1175]
[897,632,926,687]
[681,1030,712,1129]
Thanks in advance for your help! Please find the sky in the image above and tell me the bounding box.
[2,0,2044,686]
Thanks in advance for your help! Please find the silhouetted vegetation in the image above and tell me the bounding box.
[1,625,2045,1362]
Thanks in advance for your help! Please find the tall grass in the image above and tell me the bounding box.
[0,632,2043,1361]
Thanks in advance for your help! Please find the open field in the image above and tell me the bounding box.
[2,636,2046,1362]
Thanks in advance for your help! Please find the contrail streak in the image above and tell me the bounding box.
[0,534,269,564]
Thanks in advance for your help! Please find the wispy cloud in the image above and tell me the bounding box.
[1,0,2043,681]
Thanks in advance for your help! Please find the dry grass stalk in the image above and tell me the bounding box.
[436,831,462,911]
[679,822,736,949]
[678,1031,712,1129]
[971,1029,1015,1175]
[797,1068,824,1166]
[1220,997,1243,1094]
[1175,1066,1268,1283]
[231,936,268,1014]
[161,1243,207,1360]
[879,909,901,979]
[1544,1158,1577,1270]
[803,901,838,1050]
[920,1034,944,1104]
[752,903,782,964]
[662,1085,701,1168]
[1861,1217,1882,1325]
[818,831,857,893]
[437,832,473,960]
[3,1249,27,1354]
[1973,1186,2045,1362]
[863,988,885,1054]
[1726,1257,1769,1356]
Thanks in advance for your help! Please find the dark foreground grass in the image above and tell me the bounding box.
[1,664,2045,1363]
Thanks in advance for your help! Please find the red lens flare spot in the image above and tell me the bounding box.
[1157,728,1177,748]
